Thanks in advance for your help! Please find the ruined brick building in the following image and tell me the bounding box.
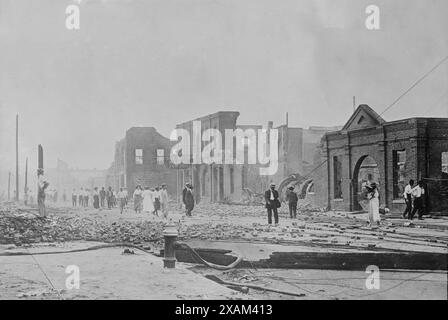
[105,112,340,204]
[313,105,448,215]
[175,111,338,204]
[105,127,177,195]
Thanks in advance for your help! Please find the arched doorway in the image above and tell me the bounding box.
[278,173,305,201]
[298,179,313,199]
[353,155,380,211]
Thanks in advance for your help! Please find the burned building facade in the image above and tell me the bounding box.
[106,127,177,195]
[313,105,448,215]
[175,111,335,204]
[175,111,244,203]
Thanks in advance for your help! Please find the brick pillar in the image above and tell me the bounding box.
[313,142,329,210]
[377,140,387,208]
[342,145,352,212]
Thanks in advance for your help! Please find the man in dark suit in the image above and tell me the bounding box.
[100,187,106,208]
[183,183,195,216]
[286,186,298,218]
[265,183,280,225]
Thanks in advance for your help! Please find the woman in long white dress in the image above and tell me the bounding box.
[367,182,380,228]
[142,186,154,213]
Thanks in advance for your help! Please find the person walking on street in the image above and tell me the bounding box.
[72,188,77,207]
[78,188,84,207]
[182,183,195,217]
[133,185,143,213]
[142,186,155,213]
[117,188,127,214]
[410,181,425,220]
[100,187,106,208]
[93,187,100,210]
[160,184,169,218]
[153,187,161,216]
[402,179,414,219]
[123,188,128,207]
[286,186,298,218]
[112,190,117,208]
[106,187,113,209]
[84,189,90,208]
[367,182,380,228]
[264,183,280,225]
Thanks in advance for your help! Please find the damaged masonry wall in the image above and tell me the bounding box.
[313,105,448,215]
[105,111,340,205]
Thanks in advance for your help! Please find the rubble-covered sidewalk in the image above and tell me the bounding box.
[1,201,447,299]
[1,201,447,252]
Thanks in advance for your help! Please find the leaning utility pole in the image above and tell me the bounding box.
[15,114,19,201]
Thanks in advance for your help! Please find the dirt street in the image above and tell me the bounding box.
[1,200,447,300]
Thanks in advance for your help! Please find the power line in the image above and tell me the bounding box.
[26,248,64,300]
[379,54,448,117]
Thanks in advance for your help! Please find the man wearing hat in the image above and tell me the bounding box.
[182,183,195,216]
[286,186,298,218]
[264,183,280,225]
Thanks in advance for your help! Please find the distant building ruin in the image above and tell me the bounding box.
[46,159,107,193]
[106,127,177,196]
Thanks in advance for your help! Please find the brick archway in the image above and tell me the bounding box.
[352,154,383,211]
[315,106,448,214]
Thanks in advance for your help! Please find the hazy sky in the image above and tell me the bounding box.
[0,0,447,189]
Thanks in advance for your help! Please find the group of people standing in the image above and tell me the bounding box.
[71,187,128,211]
[264,183,300,226]
[402,179,426,220]
[133,184,169,218]
[362,179,427,228]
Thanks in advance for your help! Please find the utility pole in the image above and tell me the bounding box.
[16,114,19,201]
[37,145,46,217]
[24,157,28,204]
[38,145,44,172]
[353,96,356,113]
[8,171,11,200]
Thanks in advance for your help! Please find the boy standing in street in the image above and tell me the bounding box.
[286,186,298,218]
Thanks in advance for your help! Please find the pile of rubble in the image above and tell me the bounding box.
[296,200,326,213]
[0,203,167,247]
[0,200,331,249]
[193,201,324,219]
[0,203,272,247]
